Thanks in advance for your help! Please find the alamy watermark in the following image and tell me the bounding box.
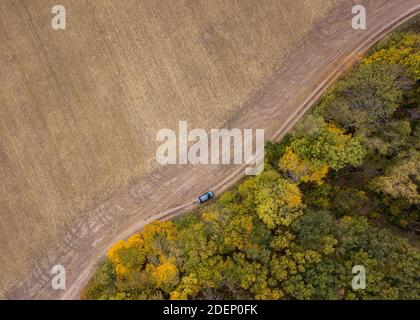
[51,264,66,290]
[50,4,367,32]
[51,5,66,30]
[351,265,366,290]
[352,5,367,30]
[156,121,264,175]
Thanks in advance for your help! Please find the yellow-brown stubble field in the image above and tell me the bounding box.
[0,0,338,296]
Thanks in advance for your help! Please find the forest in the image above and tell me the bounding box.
[82,24,420,300]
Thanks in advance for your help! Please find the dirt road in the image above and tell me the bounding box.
[6,0,420,299]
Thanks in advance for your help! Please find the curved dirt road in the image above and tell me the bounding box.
[7,0,420,299]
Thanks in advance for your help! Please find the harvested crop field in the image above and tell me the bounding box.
[0,0,339,296]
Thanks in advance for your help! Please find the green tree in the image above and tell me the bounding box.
[370,150,420,205]
[254,170,303,229]
[363,32,420,80]
[279,117,366,184]
[317,63,410,134]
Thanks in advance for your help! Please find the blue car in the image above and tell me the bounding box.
[196,191,214,204]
